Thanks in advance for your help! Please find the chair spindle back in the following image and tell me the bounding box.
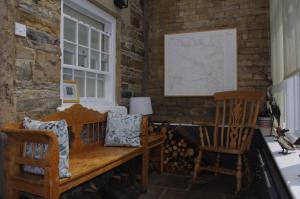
[212,91,264,150]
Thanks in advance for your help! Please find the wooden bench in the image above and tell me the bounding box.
[2,104,150,199]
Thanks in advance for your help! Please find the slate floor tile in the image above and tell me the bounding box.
[139,173,258,199]
[139,185,166,199]
[149,173,190,189]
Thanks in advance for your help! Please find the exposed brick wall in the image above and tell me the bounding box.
[143,0,271,123]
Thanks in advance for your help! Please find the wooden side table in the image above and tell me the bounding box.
[147,133,166,174]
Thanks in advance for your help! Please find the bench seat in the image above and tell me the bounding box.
[59,146,145,193]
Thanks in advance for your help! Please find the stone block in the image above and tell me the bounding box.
[17,37,61,54]
[121,90,132,98]
[16,59,33,81]
[131,10,141,28]
[16,45,35,60]
[33,50,60,83]
[27,27,59,45]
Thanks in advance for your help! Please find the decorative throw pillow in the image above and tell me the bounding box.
[23,117,71,178]
[104,112,142,147]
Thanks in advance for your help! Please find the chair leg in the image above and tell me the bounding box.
[235,154,242,194]
[243,155,251,185]
[215,153,221,176]
[192,150,203,183]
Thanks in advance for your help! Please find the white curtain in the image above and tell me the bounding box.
[285,73,300,133]
[283,0,300,78]
[270,0,300,130]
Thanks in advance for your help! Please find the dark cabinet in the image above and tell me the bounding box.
[256,133,293,199]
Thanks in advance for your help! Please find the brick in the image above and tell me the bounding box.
[144,0,271,123]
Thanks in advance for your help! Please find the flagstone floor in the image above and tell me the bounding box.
[139,172,257,199]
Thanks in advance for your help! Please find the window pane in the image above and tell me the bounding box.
[87,72,96,97]
[97,75,104,98]
[64,5,105,31]
[63,68,73,80]
[102,34,109,52]
[64,18,76,42]
[91,30,100,50]
[78,46,89,68]
[90,50,100,70]
[74,70,85,97]
[101,53,109,72]
[78,24,88,46]
[64,42,76,65]
[87,72,96,78]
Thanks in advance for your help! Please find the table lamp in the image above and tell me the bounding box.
[130,97,153,135]
[129,97,153,115]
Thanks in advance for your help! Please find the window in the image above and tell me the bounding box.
[270,0,300,132]
[284,73,300,133]
[61,0,116,105]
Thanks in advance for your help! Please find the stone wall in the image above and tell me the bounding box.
[119,0,145,106]
[0,0,147,123]
[14,0,61,120]
[90,0,145,107]
[0,1,16,198]
[143,0,272,123]
[1,0,146,122]
[0,0,145,197]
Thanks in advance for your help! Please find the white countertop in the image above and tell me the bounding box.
[263,136,300,199]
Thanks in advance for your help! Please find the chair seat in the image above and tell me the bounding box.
[201,146,246,154]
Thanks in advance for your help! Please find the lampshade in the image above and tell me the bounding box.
[129,97,153,115]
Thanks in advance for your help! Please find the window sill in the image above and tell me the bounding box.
[262,134,300,199]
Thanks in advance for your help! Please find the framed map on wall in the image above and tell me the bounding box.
[164,29,237,96]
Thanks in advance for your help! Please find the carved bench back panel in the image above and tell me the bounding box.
[42,104,107,154]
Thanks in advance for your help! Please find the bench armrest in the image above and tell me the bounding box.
[2,128,58,144]
[1,127,59,169]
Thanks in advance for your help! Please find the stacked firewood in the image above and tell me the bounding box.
[163,128,196,175]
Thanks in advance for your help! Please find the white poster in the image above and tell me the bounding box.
[164,29,237,96]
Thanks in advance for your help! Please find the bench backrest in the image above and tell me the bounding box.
[40,104,148,154]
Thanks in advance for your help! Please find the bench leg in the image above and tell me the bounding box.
[142,149,149,188]
[44,183,59,199]
[5,187,19,199]
[45,167,60,199]
[5,139,21,199]
[159,143,164,174]
[215,153,221,176]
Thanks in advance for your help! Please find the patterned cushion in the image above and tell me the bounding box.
[23,117,71,178]
[104,112,142,147]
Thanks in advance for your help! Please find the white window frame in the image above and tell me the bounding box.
[60,0,116,106]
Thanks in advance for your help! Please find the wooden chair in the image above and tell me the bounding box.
[192,90,264,194]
